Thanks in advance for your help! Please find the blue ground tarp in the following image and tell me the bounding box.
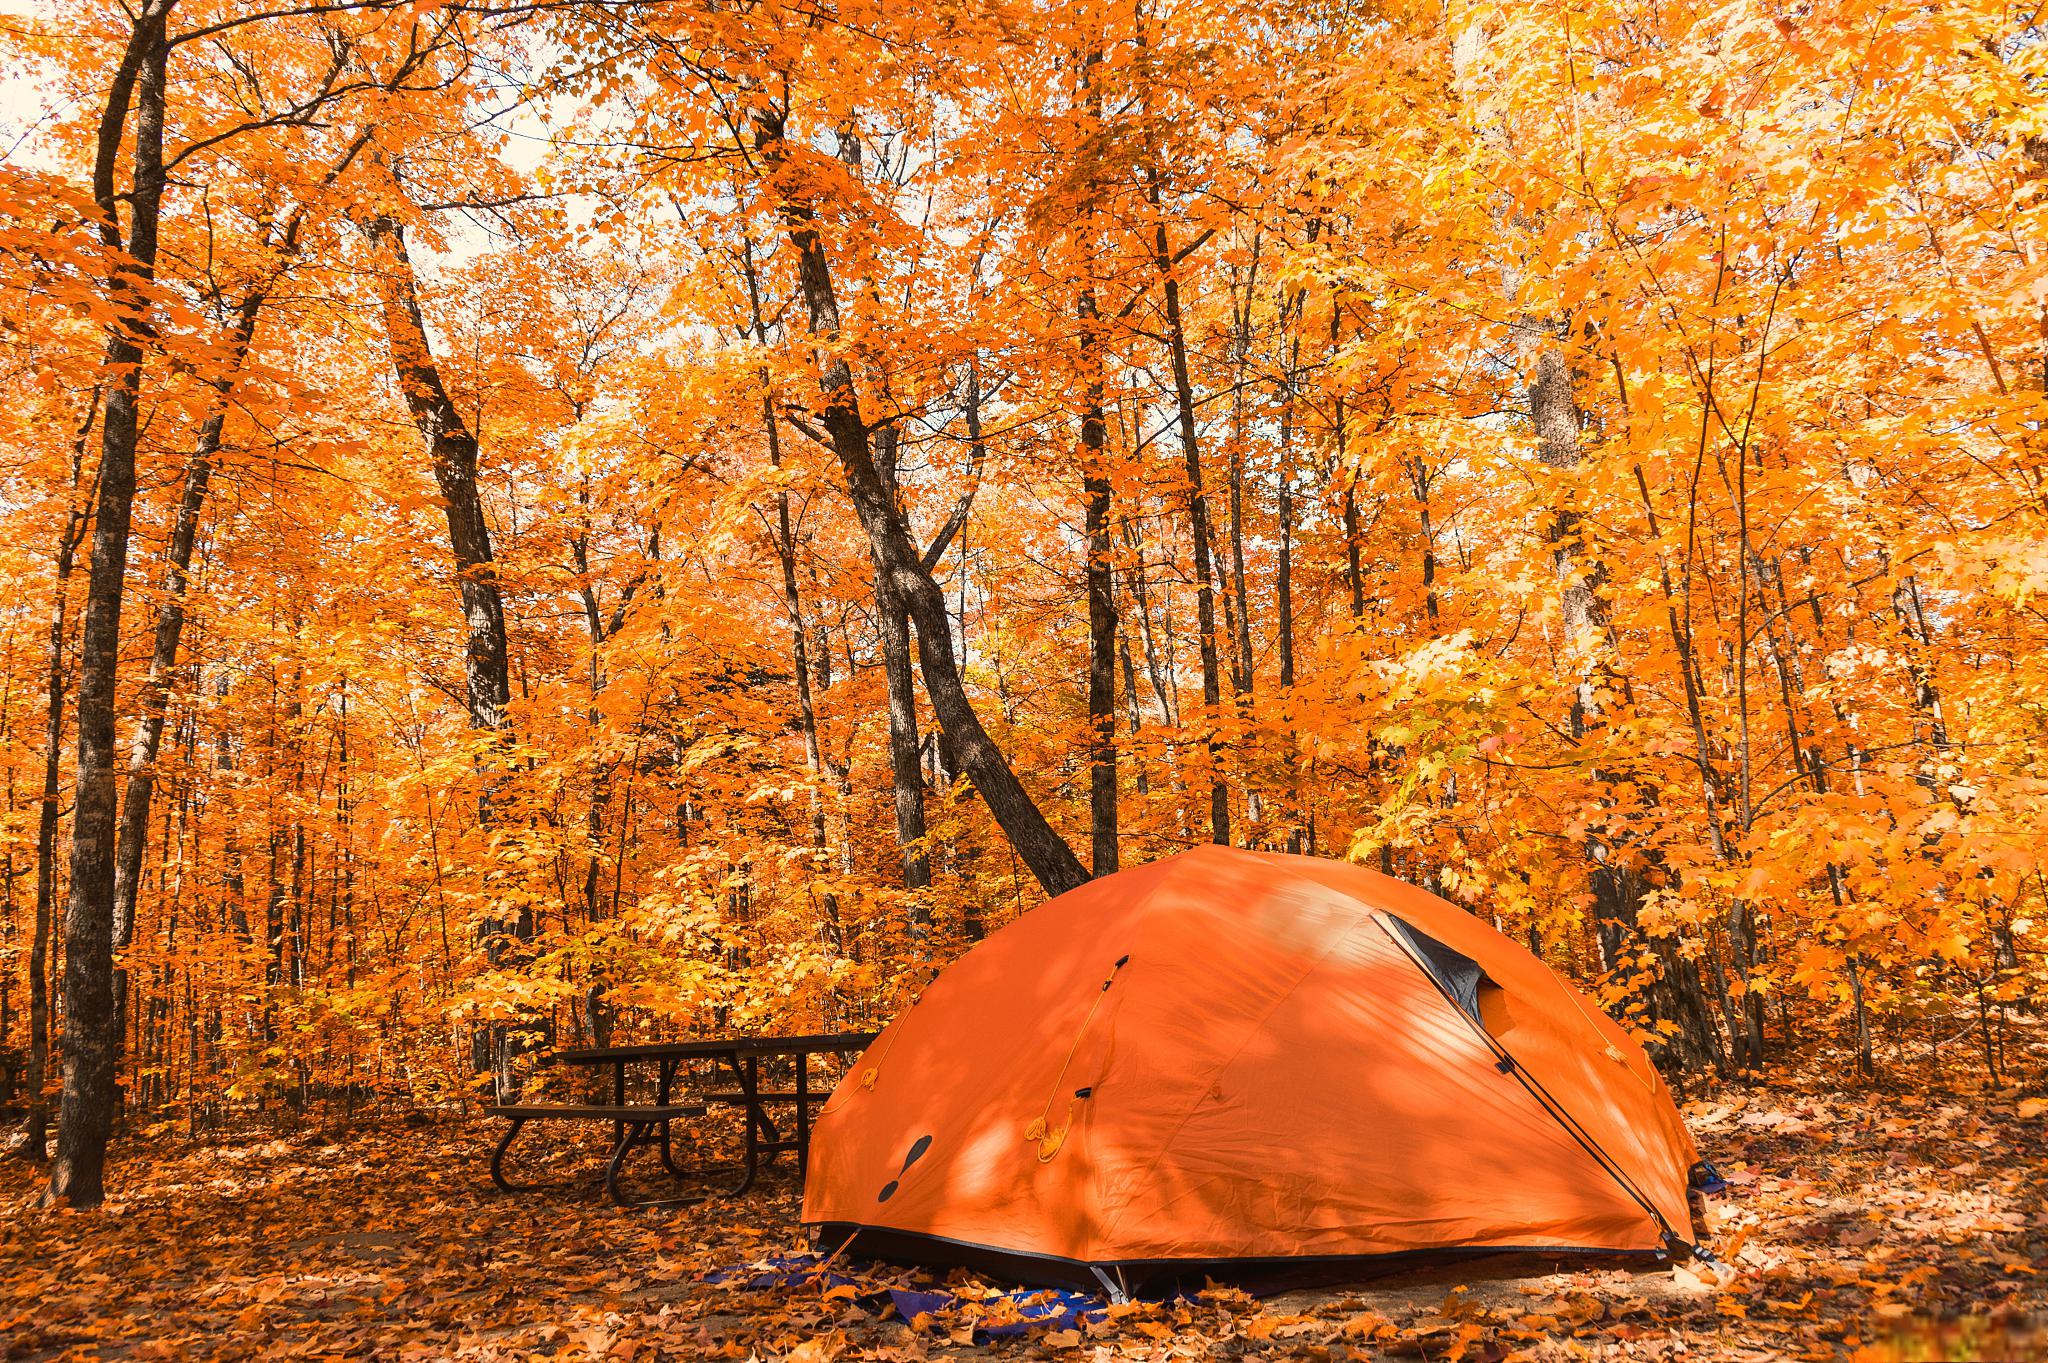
[885,1286,1104,1337]
[703,1253,1109,1340]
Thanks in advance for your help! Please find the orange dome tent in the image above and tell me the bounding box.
[803,846,1705,1292]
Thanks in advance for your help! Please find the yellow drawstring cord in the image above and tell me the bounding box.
[1025,955,1128,1160]
[817,993,919,1118]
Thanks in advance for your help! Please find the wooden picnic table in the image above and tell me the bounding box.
[487,1031,878,1207]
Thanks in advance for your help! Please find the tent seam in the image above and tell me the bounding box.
[1093,915,1369,1252]
[1369,914,1686,1249]
[1051,853,1194,1194]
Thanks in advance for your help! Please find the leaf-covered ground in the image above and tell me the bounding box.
[4,1074,2045,1362]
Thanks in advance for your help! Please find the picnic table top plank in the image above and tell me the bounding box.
[487,1102,706,1120]
[546,1031,880,1065]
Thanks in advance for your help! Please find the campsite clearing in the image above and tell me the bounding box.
[3,1075,2041,1361]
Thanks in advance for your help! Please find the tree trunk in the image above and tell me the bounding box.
[50,4,172,1209]
[1066,0,1120,882]
[1227,240,1260,694]
[364,216,512,734]
[871,422,932,900]
[18,395,98,1161]
[1146,175,1229,847]
[754,107,1087,898]
[362,208,523,1096]
[1074,42,1119,876]
[1078,279,1118,873]
[1332,306,1365,620]
[1537,346,1728,1071]
[1534,346,1652,1041]
[1530,348,1607,712]
[1276,312,1303,853]
[110,294,261,1051]
[1409,456,1440,624]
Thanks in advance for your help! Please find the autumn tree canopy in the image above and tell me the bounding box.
[1,0,2043,1204]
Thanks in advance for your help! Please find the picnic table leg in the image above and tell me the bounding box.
[795,1050,812,1172]
[490,1117,533,1194]
[727,1052,761,1195]
[749,1054,785,1157]
[655,1058,692,1180]
[605,1119,643,1206]
[607,1118,726,1209]
[612,1060,627,1149]
[607,1119,695,1208]
[623,1055,743,1197]
[655,1120,749,1195]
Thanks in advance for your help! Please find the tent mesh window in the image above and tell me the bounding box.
[1383,916,1495,1027]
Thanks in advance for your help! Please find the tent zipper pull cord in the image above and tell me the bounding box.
[1372,916,1696,1256]
[1026,955,1129,1161]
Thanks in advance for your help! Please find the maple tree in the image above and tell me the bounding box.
[0,0,2040,1266]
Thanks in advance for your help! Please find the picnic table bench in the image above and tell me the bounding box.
[487,1031,878,1207]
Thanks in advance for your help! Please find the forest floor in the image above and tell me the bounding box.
[3,1068,2046,1362]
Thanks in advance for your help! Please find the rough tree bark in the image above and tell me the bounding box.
[50,0,174,1209]
[1226,238,1260,696]
[362,209,525,1096]
[753,105,1088,898]
[108,294,259,1053]
[364,216,512,733]
[1534,345,1650,990]
[1144,168,1228,847]
[1078,43,1119,876]
[16,394,98,1161]
[1533,343,1720,1070]
[1332,307,1366,620]
[872,422,932,896]
[1276,282,1307,854]
[1081,299,1119,877]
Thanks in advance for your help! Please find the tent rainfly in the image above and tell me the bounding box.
[803,846,1707,1294]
